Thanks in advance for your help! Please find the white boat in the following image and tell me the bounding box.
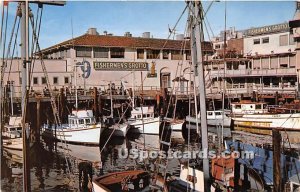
[2,116,23,152]
[231,101,300,141]
[185,110,232,137]
[42,109,103,145]
[128,106,160,135]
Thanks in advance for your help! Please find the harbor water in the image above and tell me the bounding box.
[1,127,200,192]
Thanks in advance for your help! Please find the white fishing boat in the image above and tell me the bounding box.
[128,106,160,135]
[2,116,23,152]
[42,109,103,145]
[185,110,232,137]
[231,101,300,138]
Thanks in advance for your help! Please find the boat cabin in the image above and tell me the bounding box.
[68,110,96,128]
[129,106,155,120]
[205,111,230,119]
[231,101,268,115]
[3,116,22,138]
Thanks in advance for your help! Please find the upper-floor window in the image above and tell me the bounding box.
[185,50,191,60]
[279,34,288,46]
[253,39,260,45]
[262,37,269,44]
[76,47,92,57]
[171,50,183,60]
[53,77,58,84]
[137,49,144,59]
[147,49,160,59]
[33,77,38,85]
[163,50,169,59]
[41,77,46,84]
[110,48,124,58]
[64,77,70,84]
[94,47,109,58]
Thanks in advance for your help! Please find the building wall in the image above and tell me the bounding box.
[244,32,295,56]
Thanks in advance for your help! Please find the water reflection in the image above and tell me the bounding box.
[1,131,188,191]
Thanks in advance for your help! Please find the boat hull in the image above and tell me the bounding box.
[185,116,232,137]
[129,117,160,135]
[42,124,102,145]
[233,113,300,143]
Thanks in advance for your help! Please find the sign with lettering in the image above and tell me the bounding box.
[94,62,148,71]
[245,23,289,36]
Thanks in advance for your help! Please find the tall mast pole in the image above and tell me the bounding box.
[190,1,210,190]
[21,1,30,191]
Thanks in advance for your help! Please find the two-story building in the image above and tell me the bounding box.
[3,28,213,97]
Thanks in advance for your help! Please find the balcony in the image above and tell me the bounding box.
[209,68,297,78]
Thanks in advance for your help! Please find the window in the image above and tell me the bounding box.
[161,73,171,88]
[76,47,92,57]
[33,77,38,85]
[256,104,262,109]
[94,47,109,58]
[79,119,84,124]
[262,37,269,44]
[185,51,191,60]
[147,49,160,59]
[110,48,124,58]
[171,50,183,60]
[207,112,213,116]
[137,49,144,59]
[253,39,260,45]
[41,77,46,84]
[53,77,58,84]
[279,35,288,46]
[235,104,241,109]
[215,112,222,116]
[64,77,69,84]
[85,119,91,124]
[215,44,221,49]
[163,50,169,59]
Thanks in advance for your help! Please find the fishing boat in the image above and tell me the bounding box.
[42,109,103,145]
[185,110,232,137]
[92,170,150,192]
[128,106,160,135]
[2,116,23,152]
[231,101,300,141]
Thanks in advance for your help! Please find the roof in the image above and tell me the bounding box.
[40,34,213,54]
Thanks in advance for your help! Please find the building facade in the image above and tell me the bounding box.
[206,22,298,100]
[3,28,213,97]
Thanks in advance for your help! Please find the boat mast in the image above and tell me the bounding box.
[132,70,135,108]
[189,1,210,189]
[10,82,14,115]
[110,81,113,118]
[21,2,30,191]
[75,62,78,110]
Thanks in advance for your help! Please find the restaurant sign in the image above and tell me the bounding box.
[245,23,289,36]
[94,62,149,71]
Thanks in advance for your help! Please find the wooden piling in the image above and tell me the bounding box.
[273,129,282,192]
[93,87,99,121]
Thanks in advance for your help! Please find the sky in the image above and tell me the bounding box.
[0,1,297,50]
